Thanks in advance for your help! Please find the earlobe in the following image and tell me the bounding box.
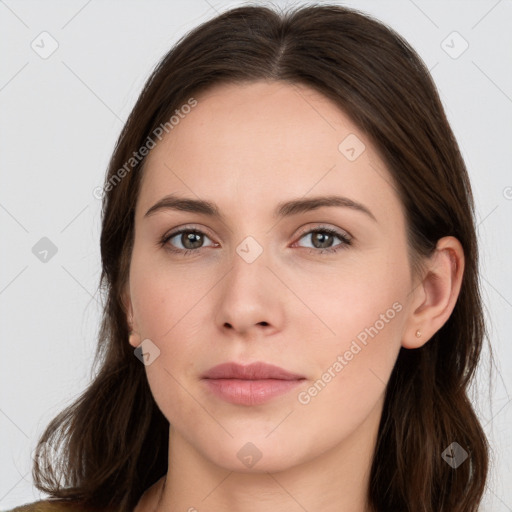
[402,236,464,349]
[128,330,141,348]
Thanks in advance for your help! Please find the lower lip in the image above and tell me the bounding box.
[202,378,304,405]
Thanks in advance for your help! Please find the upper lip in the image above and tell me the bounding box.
[202,362,305,380]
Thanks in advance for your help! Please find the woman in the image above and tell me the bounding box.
[10,3,489,512]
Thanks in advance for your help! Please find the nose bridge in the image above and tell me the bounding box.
[215,232,282,333]
[227,234,270,299]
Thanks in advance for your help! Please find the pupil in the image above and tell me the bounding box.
[314,232,332,249]
[183,232,202,249]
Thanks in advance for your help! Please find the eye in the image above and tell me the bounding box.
[159,225,352,256]
[160,227,217,255]
[294,226,352,254]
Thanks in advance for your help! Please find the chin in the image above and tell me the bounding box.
[198,436,308,474]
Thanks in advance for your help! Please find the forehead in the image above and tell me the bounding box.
[137,81,403,225]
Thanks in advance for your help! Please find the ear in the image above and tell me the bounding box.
[121,284,140,348]
[402,236,464,349]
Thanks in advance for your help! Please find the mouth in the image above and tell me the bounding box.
[201,361,306,406]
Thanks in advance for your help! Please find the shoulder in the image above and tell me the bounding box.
[5,499,100,512]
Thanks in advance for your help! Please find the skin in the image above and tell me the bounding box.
[124,81,464,512]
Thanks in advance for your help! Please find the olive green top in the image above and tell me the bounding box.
[5,499,113,512]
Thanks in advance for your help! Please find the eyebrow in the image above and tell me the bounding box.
[144,194,377,222]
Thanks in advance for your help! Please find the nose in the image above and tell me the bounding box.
[214,243,285,339]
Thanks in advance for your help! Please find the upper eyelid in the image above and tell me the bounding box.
[165,224,215,238]
[295,224,351,239]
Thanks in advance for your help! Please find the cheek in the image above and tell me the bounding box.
[288,249,409,353]
[286,247,408,411]
[288,283,404,456]
[130,274,200,426]
[128,249,213,420]
[129,244,214,340]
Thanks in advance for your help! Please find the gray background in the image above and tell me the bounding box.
[1,0,511,510]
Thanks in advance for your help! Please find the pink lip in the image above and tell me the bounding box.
[202,361,304,380]
[202,362,305,406]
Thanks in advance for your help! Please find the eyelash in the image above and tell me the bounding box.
[159,225,352,257]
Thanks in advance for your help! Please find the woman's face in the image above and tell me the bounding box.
[125,81,419,472]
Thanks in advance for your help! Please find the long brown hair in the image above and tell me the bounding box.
[32,4,489,511]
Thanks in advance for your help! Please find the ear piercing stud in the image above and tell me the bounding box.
[415,330,422,338]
